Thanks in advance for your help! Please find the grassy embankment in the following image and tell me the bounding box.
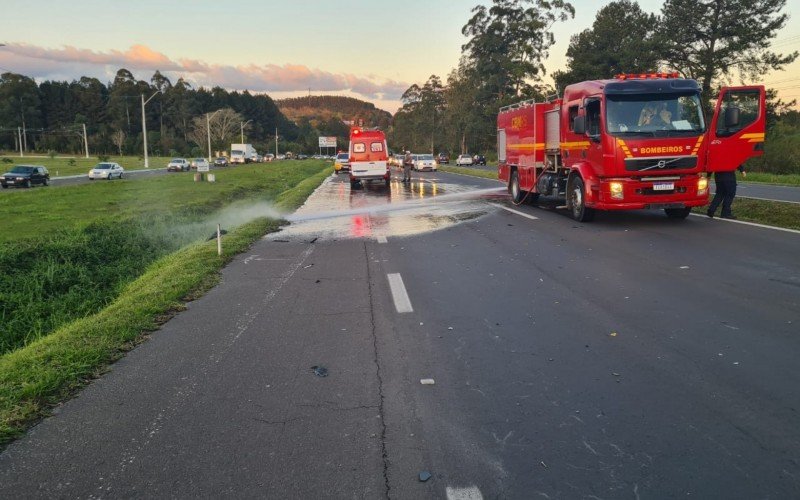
[1,155,174,177]
[0,161,331,445]
[443,165,800,230]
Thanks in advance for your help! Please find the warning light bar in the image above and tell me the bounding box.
[614,72,681,80]
[350,127,362,135]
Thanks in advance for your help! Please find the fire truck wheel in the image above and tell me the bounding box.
[569,176,595,222]
[510,171,524,203]
[665,207,691,219]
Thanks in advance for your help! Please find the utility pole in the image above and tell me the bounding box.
[82,123,89,158]
[17,127,23,157]
[275,127,278,157]
[240,119,252,144]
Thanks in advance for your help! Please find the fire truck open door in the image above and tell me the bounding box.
[706,86,766,172]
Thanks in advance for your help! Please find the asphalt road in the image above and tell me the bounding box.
[1,170,799,498]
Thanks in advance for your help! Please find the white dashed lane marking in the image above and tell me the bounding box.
[376,235,388,244]
[489,203,539,220]
[387,273,413,313]
[446,486,484,500]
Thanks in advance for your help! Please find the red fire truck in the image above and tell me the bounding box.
[497,73,765,221]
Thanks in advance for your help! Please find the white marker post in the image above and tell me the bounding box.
[217,224,222,256]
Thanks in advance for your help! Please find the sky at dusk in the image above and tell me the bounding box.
[1,0,798,112]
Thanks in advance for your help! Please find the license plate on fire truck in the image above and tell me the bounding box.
[653,182,674,191]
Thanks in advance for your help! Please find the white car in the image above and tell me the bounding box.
[456,154,473,166]
[190,158,209,170]
[88,162,124,180]
[167,158,190,172]
[414,154,437,172]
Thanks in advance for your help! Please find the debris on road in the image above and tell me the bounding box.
[311,366,328,377]
[419,471,432,482]
[448,327,454,330]
[420,379,435,385]
[304,264,314,269]
[610,332,618,337]
[540,461,548,469]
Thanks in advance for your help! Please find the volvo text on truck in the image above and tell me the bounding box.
[497,73,765,221]
[348,127,390,189]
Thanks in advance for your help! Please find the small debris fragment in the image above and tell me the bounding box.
[303,264,314,269]
[420,379,435,385]
[447,327,454,330]
[610,332,618,337]
[419,471,432,482]
[612,372,621,377]
[679,266,690,269]
[315,279,321,283]
[540,461,548,469]
[733,362,740,365]
[420,322,424,326]
[309,237,318,244]
[311,366,328,377]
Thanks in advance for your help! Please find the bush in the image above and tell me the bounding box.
[68,159,76,166]
[97,154,110,162]
[47,150,57,159]
[1,158,12,164]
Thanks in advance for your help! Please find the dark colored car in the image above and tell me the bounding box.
[214,156,229,167]
[473,154,487,166]
[437,153,450,164]
[1,165,50,188]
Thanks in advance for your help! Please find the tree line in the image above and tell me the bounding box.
[390,0,798,170]
[0,69,360,158]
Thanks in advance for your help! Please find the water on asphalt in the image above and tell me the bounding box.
[270,174,505,240]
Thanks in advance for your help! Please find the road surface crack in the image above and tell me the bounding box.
[364,240,391,499]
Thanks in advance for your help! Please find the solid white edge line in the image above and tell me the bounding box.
[387,273,413,313]
[689,212,800,235]
[446,486,484,500]
[489,203,539,220]
[736,195,800,205]
[376,236,388,244]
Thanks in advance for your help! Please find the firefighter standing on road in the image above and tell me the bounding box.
[402,150,413,183]
[707,165,746,219]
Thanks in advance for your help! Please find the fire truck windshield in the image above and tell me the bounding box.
[606,93,705,137]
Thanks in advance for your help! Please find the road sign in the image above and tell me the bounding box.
[318,136,337,148]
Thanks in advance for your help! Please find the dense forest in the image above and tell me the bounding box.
[0,69,377,158]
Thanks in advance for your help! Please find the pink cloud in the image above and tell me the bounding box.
[0,43,408,103]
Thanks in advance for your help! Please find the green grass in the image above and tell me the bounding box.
[0,162,331,445]
[742,172,800,186]
[0,161,325,242]
[0,155,174,177]
[439,165,500,180]
[693,198,800,230]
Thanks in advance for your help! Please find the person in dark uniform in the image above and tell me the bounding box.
[707,165,746,219]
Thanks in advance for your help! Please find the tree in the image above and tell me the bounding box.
[111,129,126,155]
[658,0,798,99]
[462,0,575,102]
[553,0,660,91]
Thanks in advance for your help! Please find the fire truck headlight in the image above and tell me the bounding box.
[609,181,624,200]
[697,177,708,195]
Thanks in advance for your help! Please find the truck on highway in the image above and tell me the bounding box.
[230,143,257,164]
[497,73,765,221]
[348,127,390,189]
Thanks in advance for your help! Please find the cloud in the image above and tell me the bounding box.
[0,43,408,106]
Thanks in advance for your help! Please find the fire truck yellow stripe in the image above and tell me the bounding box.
[507,143,545,150]
[741,133,765,139]
[560,141,590,149]
[691,135,704,155]
[616,139,633,158]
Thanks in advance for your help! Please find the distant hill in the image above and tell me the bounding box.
[276,95,392,130]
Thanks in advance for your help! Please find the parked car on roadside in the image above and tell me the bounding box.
[88,162,124,180]
[190,158,210,170]
[264,154,275,162]
[213,156,228,167]
[1,165,50,188]
[437,153,450,164]
[473,154,487,166]
[276,154,286,160]
[167,158,190,172]
[456,154,473,166]
[414,154,438,172]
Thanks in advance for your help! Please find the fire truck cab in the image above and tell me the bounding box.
[498,73,765,221]
[348,127,390,189]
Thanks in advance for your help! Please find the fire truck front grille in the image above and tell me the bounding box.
[625,156,697,172]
